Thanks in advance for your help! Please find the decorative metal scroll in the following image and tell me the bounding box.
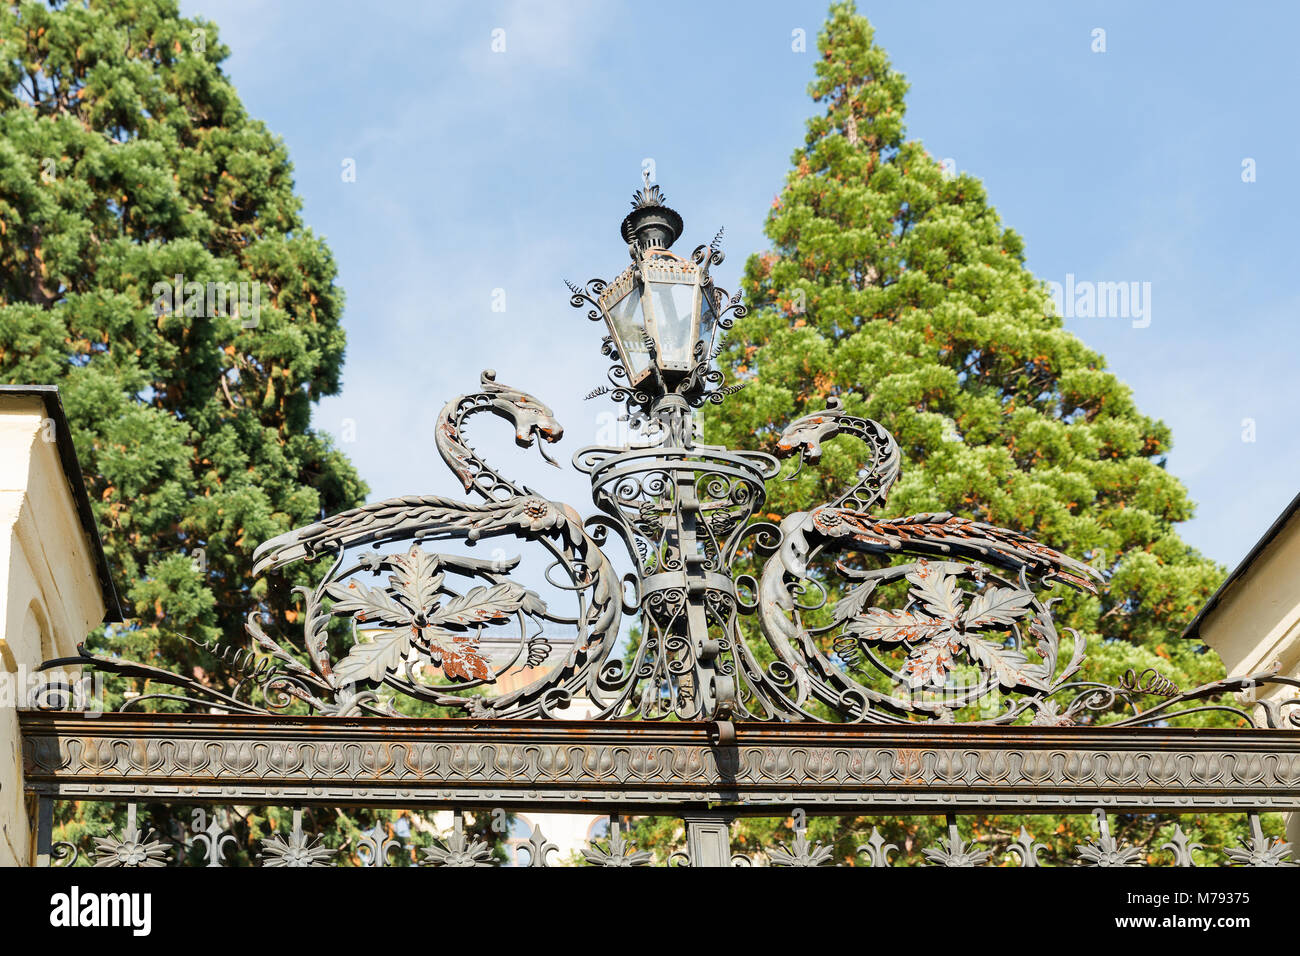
[571,441,786,719]
[36,220,1300,729]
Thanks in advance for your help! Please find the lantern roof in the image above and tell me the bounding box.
[620,176,684,251]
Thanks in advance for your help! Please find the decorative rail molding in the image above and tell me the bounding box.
[21,713,1300,813]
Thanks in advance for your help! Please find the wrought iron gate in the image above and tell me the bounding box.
[20,180,1300,867]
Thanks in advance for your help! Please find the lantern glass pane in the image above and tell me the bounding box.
[699,288,717,352]
[648,280,698,367]
[607,286,651,380]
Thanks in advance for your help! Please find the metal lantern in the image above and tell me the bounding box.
[596,182,715,387]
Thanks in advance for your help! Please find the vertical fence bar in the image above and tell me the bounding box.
[684,812,732,867]
[33,795,53,867]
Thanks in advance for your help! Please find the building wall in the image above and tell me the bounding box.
[0,396,107,866]
[1196,505,1300,849]
[1198,527,1300,694]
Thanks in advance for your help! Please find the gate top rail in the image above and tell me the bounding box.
[19,709,1300,747]
[21,711,1300,815]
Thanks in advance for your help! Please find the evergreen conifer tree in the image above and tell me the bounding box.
[692,1,1260,863]
[0,0,365,691]
[1,0,371,859]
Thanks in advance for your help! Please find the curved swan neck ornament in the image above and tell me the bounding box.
[776,395,902,512]
[773,395,1101,589]
[435,369,563,501]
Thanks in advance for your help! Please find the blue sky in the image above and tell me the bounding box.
[182,0,1300,573]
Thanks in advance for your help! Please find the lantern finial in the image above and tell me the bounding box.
[621,174,683,251]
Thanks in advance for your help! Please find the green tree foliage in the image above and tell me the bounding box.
[0,0,365,679]
[718,0,1223,681]
[0,0,369,856]
[627,1,1275,865]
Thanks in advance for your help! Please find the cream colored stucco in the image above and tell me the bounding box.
[0,395,108,866]
[1197,501,1300,849]
[1198,515,1300,689]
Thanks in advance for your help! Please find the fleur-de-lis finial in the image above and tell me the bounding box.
[855,827,898,867]
[1008,826,1048,867]
[1161,824,1203,867]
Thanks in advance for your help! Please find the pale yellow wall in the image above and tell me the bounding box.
[1198,507,1300,850]
[1199,518,1300,691]
[0,396,107,866]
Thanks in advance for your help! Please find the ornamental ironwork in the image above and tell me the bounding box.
[38,800,1293,868]
[34,180,1300,731]
[21,176,1300,871]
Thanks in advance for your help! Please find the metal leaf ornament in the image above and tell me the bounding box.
[1225,814,1296,867]
[768,830,835,867]
[327,546,534,684]
[261,810,335,867]
[423,813,493,868]
[1075,809,1143,867]
[92,804,169,868]
[581,822,653,867]
[842,559,1044,692]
